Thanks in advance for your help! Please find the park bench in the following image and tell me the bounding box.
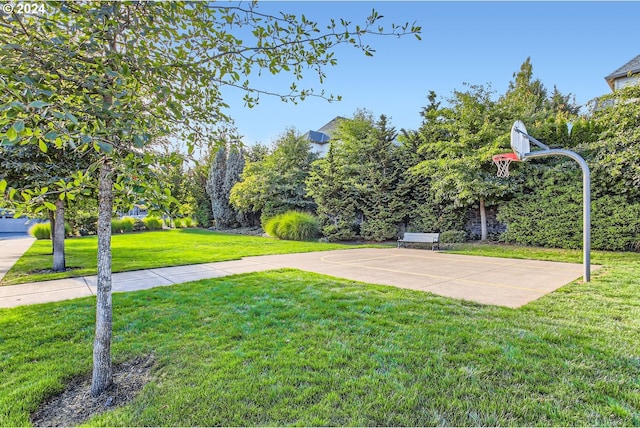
[397,232,440,250]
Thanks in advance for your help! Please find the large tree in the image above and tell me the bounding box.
[307,111,405,241]
[230,128,318,222]
[0,142,89,271]
[412,59,580,240]
[412,84,510,240]
[206,142,247,228]
[0,2,419,396]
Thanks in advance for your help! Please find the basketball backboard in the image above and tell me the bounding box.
[510,120,531,160]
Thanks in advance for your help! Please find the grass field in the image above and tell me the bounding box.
[0,240,638,426]
[1,229,369,285]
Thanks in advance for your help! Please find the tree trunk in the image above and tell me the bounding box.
[49,210,55,254]
[479,197,488,241]
[52,199,66,272]
[91,160,113,397]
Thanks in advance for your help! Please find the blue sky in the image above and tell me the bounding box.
[221,1,640,146]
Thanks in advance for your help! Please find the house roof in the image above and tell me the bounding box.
[317,116,346,137]
[605,54,640,90]
[305,116,347,145]
[305,130,330,144]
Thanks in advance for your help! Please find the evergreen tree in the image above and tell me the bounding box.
[306,144,360,241]
[230,129,317,223]
[206,144,246,228]
[358,115,404,241]
[587,84,640,201]
[307,111,405,241]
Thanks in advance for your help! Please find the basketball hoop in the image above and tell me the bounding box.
[492,152,520,178]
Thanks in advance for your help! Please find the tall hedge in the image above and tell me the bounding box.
[498,178,640,251]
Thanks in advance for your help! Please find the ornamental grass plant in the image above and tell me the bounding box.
[264,211,320,241]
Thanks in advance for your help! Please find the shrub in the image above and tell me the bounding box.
[70,211,98,236]
[183,217,194,227]
[320,219,357,242]
[120,217,135,233]
[360,218,399,242]
[499,189,640,251]
[111,219,123,233]
[264,211,319,241]
[133,219,145,232]
[143,216,163,231]
[28,223,51,240]
[28,222,72,239]
[173,218,184,229]
[440,230,467,243]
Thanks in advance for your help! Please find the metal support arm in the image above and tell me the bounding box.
[522,149,591,282]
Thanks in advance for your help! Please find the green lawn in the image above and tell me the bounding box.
[1,229,371,285]
[0,244,638,426]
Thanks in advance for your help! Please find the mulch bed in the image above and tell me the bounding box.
[31,354,155,427]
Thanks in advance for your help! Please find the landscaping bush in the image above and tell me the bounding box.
[28,222,72,239]
[111,219,123,234]
[28,223,51,240]
[183,217,194,227]
[499,189,640,251]
[173,218,184,229]
[133,218,145,232]
[120,217,135,232]
[264,211,319,241]
[359,218,399,242]
[143,216,163,231]
[440,230,467,243]
[320,221,357,242]
[69,211,98,236]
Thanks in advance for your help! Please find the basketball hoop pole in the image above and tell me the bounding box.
[522,148,591,283]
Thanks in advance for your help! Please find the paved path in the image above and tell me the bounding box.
[0,236,35,283]
[0,242,598,309]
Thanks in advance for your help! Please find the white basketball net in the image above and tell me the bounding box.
[493,156,513,178]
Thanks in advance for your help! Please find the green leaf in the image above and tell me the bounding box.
[0,179,7,193]
[81,135,93,144]
[28,101,50,109]
[44,131,58,141]
[13,120,25,132]
[9,188,17,200]
[44,202,56,211]
[6,127,17,141]
[96,141,113,153]
[133,135,144,148]
[38,140,48,153]
[66,112,79,125]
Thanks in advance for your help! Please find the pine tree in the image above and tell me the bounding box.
[358,115,404,241]
[306,144,359,241]
[307,112,406,242]
[230,129,317,223]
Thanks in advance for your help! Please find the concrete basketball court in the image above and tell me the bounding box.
[249,248,598,308]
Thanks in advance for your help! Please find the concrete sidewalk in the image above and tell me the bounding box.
[0,258,280,308]
[0,246,597,309]
[0,236,35,283]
